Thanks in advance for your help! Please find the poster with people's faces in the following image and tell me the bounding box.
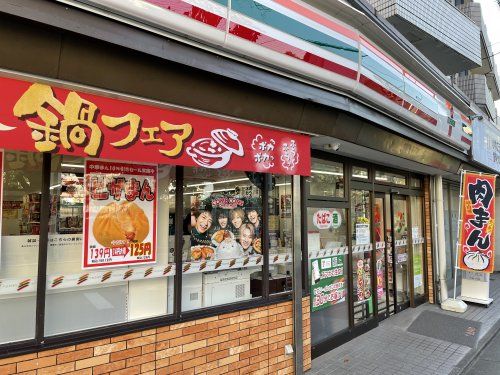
[190,194,262,262]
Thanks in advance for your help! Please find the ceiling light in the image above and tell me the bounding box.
[61,163,84,169]
[311,169,343,176]
[186,177,248,188]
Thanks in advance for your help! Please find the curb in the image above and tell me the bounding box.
[450,313,500,375]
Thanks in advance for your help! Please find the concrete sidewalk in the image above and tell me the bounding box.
[308,273,500,375]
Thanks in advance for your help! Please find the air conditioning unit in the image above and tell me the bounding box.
[203,269,252,307]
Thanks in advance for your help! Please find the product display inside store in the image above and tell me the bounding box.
[0,150,296,342]
[181,168,293,311]
[0,151,42,344]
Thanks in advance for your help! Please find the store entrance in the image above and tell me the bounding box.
[374,192,426,318]
[306,158,428,358]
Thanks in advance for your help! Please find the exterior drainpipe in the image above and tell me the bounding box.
[434,175,448,302]
[436,175,467,312]
[292,175,303,374]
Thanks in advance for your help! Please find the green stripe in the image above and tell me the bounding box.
[361,52,404,92]
[212,0,228,5]
[231,0,359,62]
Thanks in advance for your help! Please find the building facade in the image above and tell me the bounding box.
[0,0,499,374]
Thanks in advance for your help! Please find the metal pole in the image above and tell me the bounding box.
[292,174,303,375]
[453,171,465,300]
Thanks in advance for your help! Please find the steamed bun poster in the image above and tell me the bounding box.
[83,159,157,269]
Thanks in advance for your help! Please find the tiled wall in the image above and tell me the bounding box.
[0,299,311,375]
[367,0,481,65]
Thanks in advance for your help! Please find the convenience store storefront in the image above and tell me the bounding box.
[305,155,430,357]
[0,71,313,373]
[0,69,434,370]
[0,0,473,369]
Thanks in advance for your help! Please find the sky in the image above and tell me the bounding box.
[476,0,500,120]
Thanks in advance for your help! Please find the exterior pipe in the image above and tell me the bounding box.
[292,175,304,374]
[435,175,449,302]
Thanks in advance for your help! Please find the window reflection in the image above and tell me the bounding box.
[182,168,264,311]
[351,190,373,324]
[375,171,406,185]
[308,161,344,198]
[307,207,349,345]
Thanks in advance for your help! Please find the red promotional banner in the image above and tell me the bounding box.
[0,75,310,175]
[458,172,496,273]
[83,160,158,269]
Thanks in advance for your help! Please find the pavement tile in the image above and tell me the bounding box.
[310,274,500,375]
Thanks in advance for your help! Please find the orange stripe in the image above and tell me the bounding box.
[273,0,359,41]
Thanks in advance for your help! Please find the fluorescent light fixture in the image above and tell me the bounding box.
[50,184,61,190]
[184,187,237,196]
[275,183,291,187]
[352,174,368,179]
[311,169,343,176]
[61,163,84,169]
[186,177,248,188]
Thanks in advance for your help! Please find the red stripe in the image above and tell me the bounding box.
[461,136,472,145]
[229,22,357,80]
[145,0,227,30]
[274,0,359,41]
[360,75,437,126]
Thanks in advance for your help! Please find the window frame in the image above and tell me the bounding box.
[373,168,410,188]
[306,152,349,203]
[0,155,294,358]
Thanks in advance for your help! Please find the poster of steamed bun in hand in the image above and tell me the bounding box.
[83,159,157,269]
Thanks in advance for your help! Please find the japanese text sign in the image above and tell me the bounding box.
[458,172,496,273]
[310,255,346,312]
[0,75,310,175]
[83,160,158,269]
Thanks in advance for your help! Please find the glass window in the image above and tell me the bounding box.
[307,207,348,344]
[308,161,344,198]
[410,196,425,298]
[410,177,422,188]
[269,175,293,294]
[44,156,174,336]
[374,196,388,316]
[375,170,407,186]
[352,166,368,180]
[0,151,42,344]
[182,168,263,311]
[393,197,410,306]
[351,190,373,324]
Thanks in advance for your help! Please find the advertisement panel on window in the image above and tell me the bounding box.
[0,75,310,176]
[310,255,346,312]
[83,159,158,269]
[458,172,496,273]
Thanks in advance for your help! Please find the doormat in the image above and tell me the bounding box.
[407,310,481,347]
